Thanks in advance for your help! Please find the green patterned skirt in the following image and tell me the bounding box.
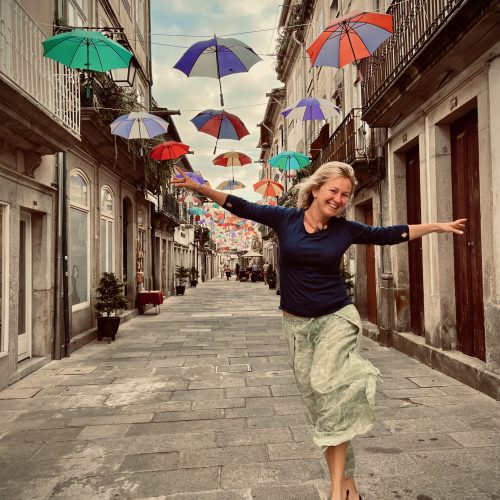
[282,304,380,477]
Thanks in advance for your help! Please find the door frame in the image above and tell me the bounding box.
[18,210,32,361]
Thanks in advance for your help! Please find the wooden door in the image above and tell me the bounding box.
[364,203,377,324]
[406,146,425,336]
[451,109,485,360]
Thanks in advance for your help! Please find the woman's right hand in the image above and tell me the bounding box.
[171,167,200,192]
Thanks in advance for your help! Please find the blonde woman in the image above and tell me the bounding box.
[172,162,465,500]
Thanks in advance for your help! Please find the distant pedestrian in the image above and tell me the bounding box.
[235,263,240,280]
[219,263,224,279]
[224,265,231,280]
[263,261,270,284]
[172,162,466,500]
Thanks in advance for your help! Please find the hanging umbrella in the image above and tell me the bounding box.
[173,35,262,106]
[242,250,263,258]
[188,207,206,216]
[307,11,393,69]
[150,141,190,161]
[191,109,249,154]
[253,179,284,198]
[178,194,201,205]
[42,29,132,71]
[174,171,205,184]
[216,180,245,190]
[213,151,252,181]
[269,151,311,171]
[110,112,169,139]
[281,98,340,121]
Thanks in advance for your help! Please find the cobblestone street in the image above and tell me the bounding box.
[0,278,499,499]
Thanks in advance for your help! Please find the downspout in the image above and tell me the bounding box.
[61,152,70,358]
[291,30,308,154]
[54,154,62,360]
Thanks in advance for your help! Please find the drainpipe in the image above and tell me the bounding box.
[54,154,62,360]
[291,30,308,154]
[61,152,70,358]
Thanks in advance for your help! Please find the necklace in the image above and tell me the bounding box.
[304,211,328,233]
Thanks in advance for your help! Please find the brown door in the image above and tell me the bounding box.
[363,203,377,324]
[406,146,425,336]
[451,109,485,360]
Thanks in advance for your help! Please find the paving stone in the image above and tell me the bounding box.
[0,387,42,399]
[268,441,324,460]
[152,409,223,422]
[178,444,268,468]
[217,428,293,447]
[247,414,311,429]
[119,451,180,472]
[76,424,129,440]
[251,483,322,500]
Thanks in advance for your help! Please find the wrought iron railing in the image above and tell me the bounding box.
[160,192,181,222]
[0,0,80,135]
[310,108,376,170]
[360,0,464,110]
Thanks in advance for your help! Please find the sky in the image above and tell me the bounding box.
[150,0,283,202]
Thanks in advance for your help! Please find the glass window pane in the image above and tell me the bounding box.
[101,188,113,216]
[100,218,106,273]
[70,208,88,306]
[18,220,26,333]
[70,173,88,207]
[107,220,114,272]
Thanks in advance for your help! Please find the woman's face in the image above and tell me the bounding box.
[311,176,352,218]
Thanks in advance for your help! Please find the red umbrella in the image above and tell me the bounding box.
[149,141,190,161]
[307,10,393,69]
[253,179,284,198]
[213,151,252,167]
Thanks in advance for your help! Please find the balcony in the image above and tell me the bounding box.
[360,0,499,126]
[309,109,377,171]
[0,0,80,155]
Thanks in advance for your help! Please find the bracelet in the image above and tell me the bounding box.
[195,183,203,195]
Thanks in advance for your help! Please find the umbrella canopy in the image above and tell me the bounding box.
[178,194,201,205]
[42,29,132,71]
[269,151,311,171]
[281,97,340,121]
[253,179,284,198]
[191,109,249,154]
[188,207,206,216]
[307,10,393,68]
[110,112,169,139]
[150,141,190,161]
[216,180,245,190]
[173,35,262,105]
[213,151,252,167]
[175,171,205,184]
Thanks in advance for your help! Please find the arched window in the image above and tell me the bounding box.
[100,187,115,273]
[69,170,90,310]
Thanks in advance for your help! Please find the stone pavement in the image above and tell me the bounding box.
[0,279,499,500]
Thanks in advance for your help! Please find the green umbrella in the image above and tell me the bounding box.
[269,151,311,170]
[42,29,132,72]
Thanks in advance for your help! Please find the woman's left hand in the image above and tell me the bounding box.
[436,218,467,234]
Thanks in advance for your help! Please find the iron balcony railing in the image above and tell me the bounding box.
[310,108,376,170]
[160,192,182,222]
[360,0,464,110]
[0,0,80,135]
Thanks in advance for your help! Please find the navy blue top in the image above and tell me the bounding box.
[223,194,409,318]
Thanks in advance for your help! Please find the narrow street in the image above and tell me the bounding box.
[0,278,499,500]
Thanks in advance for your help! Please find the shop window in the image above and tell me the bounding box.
[100,187,115,273]
[69,171,90,310]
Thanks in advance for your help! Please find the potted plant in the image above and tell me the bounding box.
[267,265,277,290]
[94,272,128,341]
[189,266,199,287]
[175,265,190,295]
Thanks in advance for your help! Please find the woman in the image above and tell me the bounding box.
[172,162,465,500]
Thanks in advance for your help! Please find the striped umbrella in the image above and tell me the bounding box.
[281,98,340,121]
[110,112,169,139]
[269,151,310,171]
[253,179,284,198]
[216,180,245,191]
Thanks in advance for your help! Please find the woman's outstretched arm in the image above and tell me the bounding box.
[408,219,467,240]
[171,168,228,206]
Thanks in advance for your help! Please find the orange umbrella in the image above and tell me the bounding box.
[149,141,190,160]
[253,179,284,198]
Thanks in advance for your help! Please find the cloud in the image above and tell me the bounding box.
[150,0,283,202]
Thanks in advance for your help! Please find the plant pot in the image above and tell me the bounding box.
[268,280,277,290]
[176,285,186,295]
[97,316,121,341]
[190,280,198,287]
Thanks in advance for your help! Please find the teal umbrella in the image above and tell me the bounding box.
[269,151,311,171]
[42,29,132,71]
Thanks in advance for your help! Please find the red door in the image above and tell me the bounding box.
[363,203,377,324]
[451,109,485,360]
[406,146,425,336]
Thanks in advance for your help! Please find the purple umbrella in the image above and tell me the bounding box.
[175,171,205,184]
[173,35,262,106]
[281,97,340,121]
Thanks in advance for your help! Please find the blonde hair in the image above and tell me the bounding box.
[296,161,358,209]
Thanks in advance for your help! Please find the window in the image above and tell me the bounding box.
[67,0,87,27]
[100,187,115,274]
[70,171,90,310]
[330,0,339,19]
[135,0,145,37]
[0,204,8,352]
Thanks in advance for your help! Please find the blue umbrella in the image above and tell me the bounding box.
[281,98,340,121]
[174,36,262,106]
[110,112,169,139]
[269,151,311,171]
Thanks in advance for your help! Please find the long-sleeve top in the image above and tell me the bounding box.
[223,194,409,318]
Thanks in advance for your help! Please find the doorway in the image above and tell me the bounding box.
[18,211,32,361]
[451,109,485,360]
[405,146,425,336]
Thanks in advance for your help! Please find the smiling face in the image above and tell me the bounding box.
[311,176,353,219]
